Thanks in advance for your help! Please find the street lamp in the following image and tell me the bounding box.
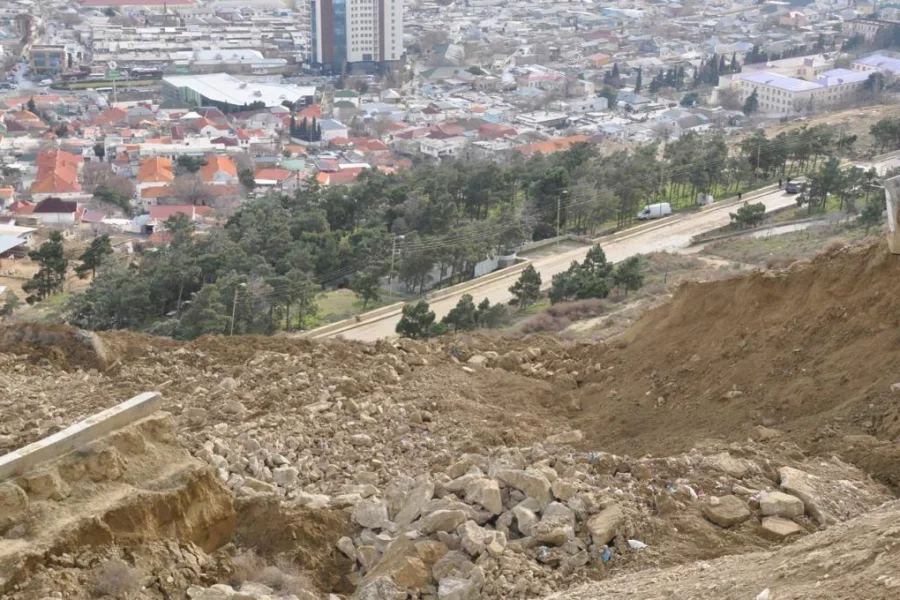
[229,282,247,336]
[557,189,568,246]
[388,234,405,302]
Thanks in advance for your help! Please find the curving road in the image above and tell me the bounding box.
[321,186,801,342]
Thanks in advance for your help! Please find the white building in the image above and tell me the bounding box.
[311,0,403,73]
[737,68,869,115]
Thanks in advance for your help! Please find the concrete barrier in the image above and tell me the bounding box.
[304,260,532,339]
[0,391,162,481]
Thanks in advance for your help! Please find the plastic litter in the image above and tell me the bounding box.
[627,539,648,550]
[756,589,770,600]
[601,548,612,562]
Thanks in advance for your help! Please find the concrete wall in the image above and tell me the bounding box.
[0,392,162,481]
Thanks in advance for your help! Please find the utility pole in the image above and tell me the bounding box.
[388,234,404,301]
[557,189,568,246]
[229,282,246,335]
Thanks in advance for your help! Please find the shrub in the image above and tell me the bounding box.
[94,559,140,598]
[520,299,606,333]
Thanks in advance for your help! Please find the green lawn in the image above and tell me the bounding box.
[307,288,405,327]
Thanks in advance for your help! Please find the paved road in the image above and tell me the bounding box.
[329,187,800,342]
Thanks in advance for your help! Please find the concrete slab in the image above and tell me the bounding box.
[0,391,162,481]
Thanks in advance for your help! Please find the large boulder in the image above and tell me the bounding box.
[760,491,805,518]
[463,478,503,515]
[354,499,389,529]
[759,516,805,541]
[779,467,831,526]
[420,510,469,534]
[395,479,435,526]
[702,495,751,528]
[494,469,553,508]
[586,504,624,547]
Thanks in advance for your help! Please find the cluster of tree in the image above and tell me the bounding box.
[692,52,741,88]
[289,116,322,142]
[648,66,686,93]
[870,116,900,153]
[744,39,830,66]
[394,294,509,339]
[65,118,862,339]
[802,157,881,214]
[549,246,644,303]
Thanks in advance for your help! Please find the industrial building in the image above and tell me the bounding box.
[161,73,316,111]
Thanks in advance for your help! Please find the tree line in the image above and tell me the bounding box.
[59,120,861,339]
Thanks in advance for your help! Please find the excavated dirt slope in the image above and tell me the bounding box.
[0,239,898,599]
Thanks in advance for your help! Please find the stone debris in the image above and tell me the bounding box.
[759,516,805,541]
[759,491,805,518]
[702,495,751,528]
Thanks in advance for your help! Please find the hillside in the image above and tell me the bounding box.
[0,239,898,599]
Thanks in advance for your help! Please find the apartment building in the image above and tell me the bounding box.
[310,0,403,74]
[738,68,869,115]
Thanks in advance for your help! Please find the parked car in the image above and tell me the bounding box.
[39,78,53,86]
[636,202,672,220]
[785,181,801,194]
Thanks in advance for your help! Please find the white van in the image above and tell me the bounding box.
[637,202,672,220]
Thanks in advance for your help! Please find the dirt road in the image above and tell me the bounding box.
[330,188,799,342]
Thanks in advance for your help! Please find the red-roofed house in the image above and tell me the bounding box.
[31,150,83,200]
[6,200,34,216]
[255,167,303,194]
[198,155,238,185]
[298,104,324,120]
[315,167,365,186]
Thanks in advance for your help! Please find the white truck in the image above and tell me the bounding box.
[636,202,672,220]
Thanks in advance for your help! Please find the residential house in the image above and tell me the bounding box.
[254,167,303,194]
[318,119,350,142]
[30,150,83,200]
[136,157,175,208]
[32,197,80,226]
[198,156,239,185]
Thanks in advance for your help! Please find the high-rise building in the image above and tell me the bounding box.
[310,0,403,74]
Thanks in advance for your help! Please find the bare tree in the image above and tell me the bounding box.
[81,162,114,193]
[718,87,743,111]
[171,174,214,206]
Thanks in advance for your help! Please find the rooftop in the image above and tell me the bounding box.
[163,73,316,108]
[739,72,821,92]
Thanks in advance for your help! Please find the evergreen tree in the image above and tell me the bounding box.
[23,232,68,304]
[634,67,643,93]
[396,300,436,339]
[612,256,644,296]
[742,89,759,116]
[509,265,542,308]
[442,293,478,331]
[75,234,113,279]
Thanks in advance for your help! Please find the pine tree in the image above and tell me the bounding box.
[509,265,542,308]
[634,67,643,93]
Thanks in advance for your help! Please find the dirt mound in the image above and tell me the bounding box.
[533,240,900,488]
[0,324,109,371]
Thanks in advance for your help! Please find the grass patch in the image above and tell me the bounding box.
[307,288,405,327]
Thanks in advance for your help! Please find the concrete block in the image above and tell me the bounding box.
[0,392,162,481]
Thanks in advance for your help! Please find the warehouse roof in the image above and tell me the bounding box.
[163,73,316,108]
